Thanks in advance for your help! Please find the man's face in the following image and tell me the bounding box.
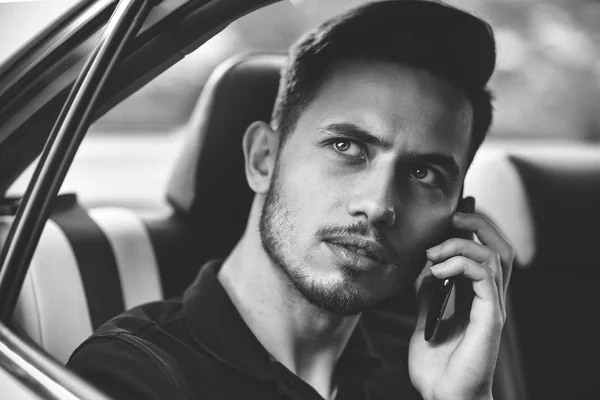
[260,59,473,315]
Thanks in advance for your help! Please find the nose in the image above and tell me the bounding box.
[347,169,397,228]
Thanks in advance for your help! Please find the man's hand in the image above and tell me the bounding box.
[408,212,514,400]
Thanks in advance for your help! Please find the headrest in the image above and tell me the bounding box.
[508,148,600,275]
[466,146,600,274]
[166,53,285,261]
[464,149,536,267]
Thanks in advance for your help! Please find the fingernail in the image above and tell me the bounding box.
[427,245,441,254]
[430,264,444,273]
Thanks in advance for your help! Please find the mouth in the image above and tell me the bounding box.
[323,236,390,270]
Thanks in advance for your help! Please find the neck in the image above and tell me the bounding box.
[218,228,360,400]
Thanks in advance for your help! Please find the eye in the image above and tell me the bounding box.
[412,166,429,179]
[410,165,437,185]
[330,139,364,158]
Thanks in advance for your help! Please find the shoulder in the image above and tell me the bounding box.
[67,298,191,400]
[95,296,187,336]
[68,333,190,400]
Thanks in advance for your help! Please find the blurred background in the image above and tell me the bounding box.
[2,0,600,209]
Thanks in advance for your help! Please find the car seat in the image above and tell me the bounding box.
[467,148,600,400]
[7,195,163,364]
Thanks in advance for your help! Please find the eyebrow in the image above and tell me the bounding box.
[404,151,460,178]
[320,122,394,149]
[320,122,460,177]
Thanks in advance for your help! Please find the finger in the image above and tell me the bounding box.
[491,251,506,319]
[430,256,502,328]
[452,213,514,267]
[427,238,501,271]
[451,213,515,293]
[414,258,433,293]
[414,260,437,332]
[427,238,505,313]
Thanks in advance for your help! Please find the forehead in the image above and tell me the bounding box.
[291,59,473,166]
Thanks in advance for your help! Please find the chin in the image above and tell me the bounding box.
[285,264,394,315]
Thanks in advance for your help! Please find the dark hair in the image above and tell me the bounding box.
[271,0,495,162]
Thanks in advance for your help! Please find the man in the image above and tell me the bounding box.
[68,1,514,399]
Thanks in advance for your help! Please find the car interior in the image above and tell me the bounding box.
[1,50,597,399]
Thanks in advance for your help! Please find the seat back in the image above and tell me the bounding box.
[467,146,600,399]
[470,147,600,400]
[165,53,282,267]
[6,197,163,364]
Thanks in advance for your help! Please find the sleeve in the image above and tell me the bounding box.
[67,336,187,400]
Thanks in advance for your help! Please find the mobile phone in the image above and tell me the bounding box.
[424,195,475,342]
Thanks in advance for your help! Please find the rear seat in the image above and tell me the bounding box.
[5,53,599,400]
[8,198,163,364]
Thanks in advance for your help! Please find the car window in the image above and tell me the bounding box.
[8,0,600,211]
[0,0,81,65]
[96,0,600,141]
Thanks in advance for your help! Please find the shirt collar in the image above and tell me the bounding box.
[183,260,384,382]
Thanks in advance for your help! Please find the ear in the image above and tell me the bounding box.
[242,121,280,194]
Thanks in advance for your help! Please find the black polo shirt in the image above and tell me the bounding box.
[67,260,422,400]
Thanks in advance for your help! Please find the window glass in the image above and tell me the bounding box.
[97,0,600,141]
[0,0,81,64]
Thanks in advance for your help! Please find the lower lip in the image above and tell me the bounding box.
[324,241,383,271]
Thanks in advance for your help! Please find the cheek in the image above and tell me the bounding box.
[401,204,454,250]
[278,148,347,215]
[275,161,333,245]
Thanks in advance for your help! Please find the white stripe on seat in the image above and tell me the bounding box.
[12,220,93,365]
[88,208,163,310]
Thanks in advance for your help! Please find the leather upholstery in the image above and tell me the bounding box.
[466,146,600,399]
[465,150,536,266]
[502,148,600,399]
[510,149,600,273]
[143,210,205,299]
[166,53,283,265]
[9,206,163,364]
[11,218,93,365]
[89,208,163,310]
